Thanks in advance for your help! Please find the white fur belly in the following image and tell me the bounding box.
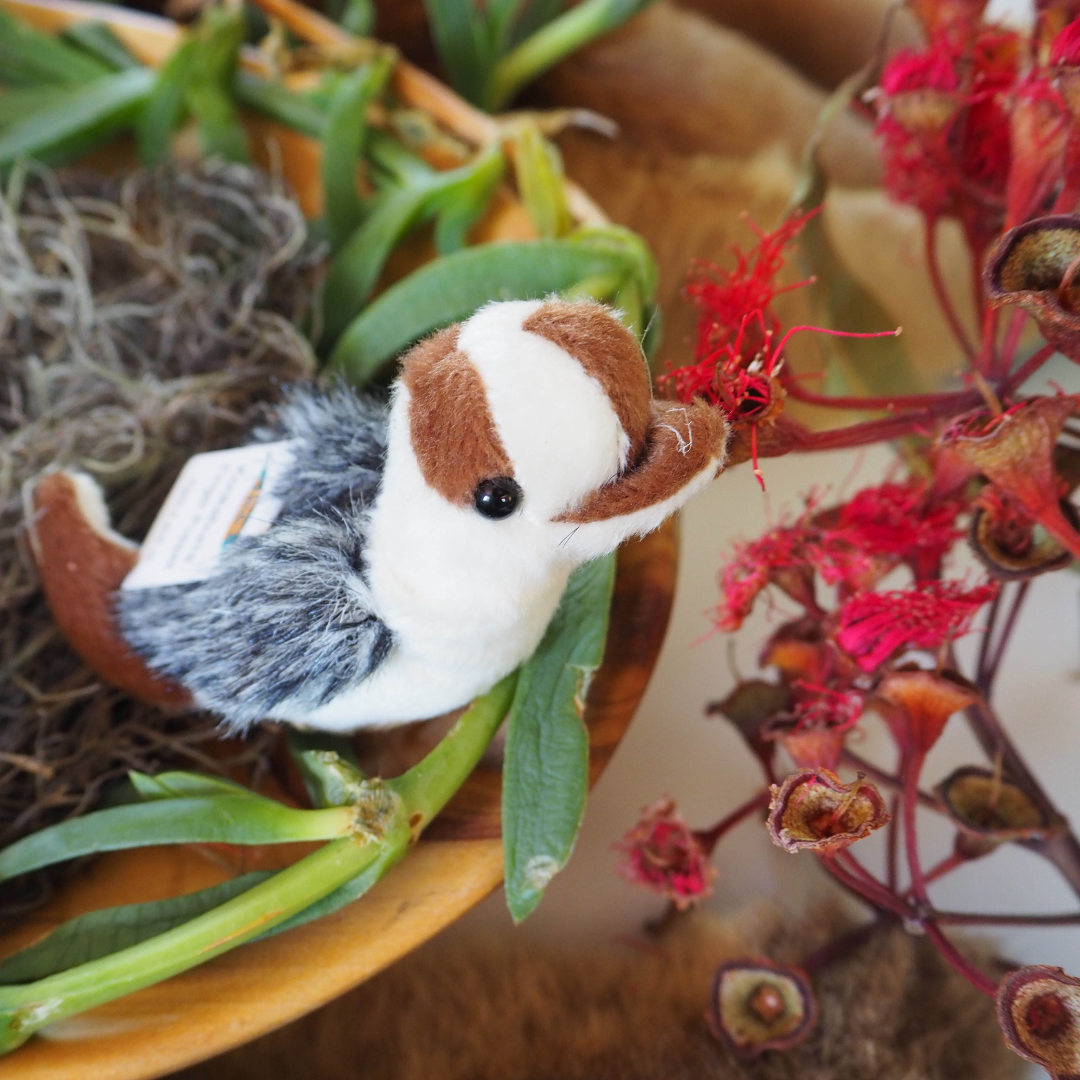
[280,564,569,729]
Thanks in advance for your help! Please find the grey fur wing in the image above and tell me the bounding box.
[263,382,389,518]
[117,382,393,729]
[116,510,393,730]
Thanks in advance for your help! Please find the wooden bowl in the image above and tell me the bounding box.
[0,4,678,1075]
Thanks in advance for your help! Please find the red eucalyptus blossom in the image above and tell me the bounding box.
[835,580,998,672]
[615,797,714,909]
[875,28,1018,251]
[660,213,815,425]
[827,479,967,581]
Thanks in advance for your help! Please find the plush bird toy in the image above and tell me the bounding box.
[29,300,727,732]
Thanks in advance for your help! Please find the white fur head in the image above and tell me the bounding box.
[309,299,729,725]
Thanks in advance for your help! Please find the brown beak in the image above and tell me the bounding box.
[555,400,728,524]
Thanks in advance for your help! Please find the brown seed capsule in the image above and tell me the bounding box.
[874,668,980,754]
[969,489,1077,580]
[997,966,1080,1079]
[984,215,1080,360]
[767,768,890,855]
[708,959,818,1059]
[938,765,1055,842]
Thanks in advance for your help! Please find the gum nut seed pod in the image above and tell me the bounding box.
[708,958,818,1058]
[767,768,890,855]
[997,966,1080,1078]
[938,765,1056,843]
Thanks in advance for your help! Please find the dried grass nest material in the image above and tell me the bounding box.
[0,159,325,920]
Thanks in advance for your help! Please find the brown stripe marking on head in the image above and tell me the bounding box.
[555,400,728,524]
[402,324,514,506]
[522,300,652,463]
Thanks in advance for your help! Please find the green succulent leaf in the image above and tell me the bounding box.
[487,0,654,109]
[322,55,392,252]
[0,5,111,86]
[287,730,367,809]
[233,71,329,139]
[512,120,572,239]
[319,145,505,349]
[422,0,494,107]
[0,67,155,170]
[59,22,140,71]
[184,5,248,163]
[0,795,354,881]
[0,873,272,985]
[502,553,616,923]
[126,770,272,802]
[136,36,197,164]
[0,676,516,1052]
[327,237,636,386]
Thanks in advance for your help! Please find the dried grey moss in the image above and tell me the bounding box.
[0,159,325,919]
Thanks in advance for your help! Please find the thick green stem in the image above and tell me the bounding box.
[0,835,387,1052]
[0,673,517,1053]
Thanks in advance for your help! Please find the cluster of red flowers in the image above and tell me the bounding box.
[623,1,1080,1067]
[875,5,1080,253]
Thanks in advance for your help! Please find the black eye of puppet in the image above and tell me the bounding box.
[474,477,522,519]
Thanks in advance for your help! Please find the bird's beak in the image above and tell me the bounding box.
[555,399,728,525]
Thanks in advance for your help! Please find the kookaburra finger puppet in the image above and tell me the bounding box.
[29,300,728,732]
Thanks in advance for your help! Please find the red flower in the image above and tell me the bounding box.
[875,29,1019,251]
[792,683,864,732]
[835,580,998,672]
[660,213,815,423]
[828,479,966,582]
[715,517,872,632]
[1051,17,1080,65]
[615,797,715,909]
[877,42,962,223]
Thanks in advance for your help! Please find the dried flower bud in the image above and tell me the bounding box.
[938,765,1054,842]
[759,618,829,682]
[997,965,1080,1078]
[767,768,890,855]
[1006,81,1070,227]
[708,958,818,1058]
[763,718,848,772]
[874,668,980,753]
[615,797,714,909]
[970,486,1077,579]
[707,680,792,774]
[942,396,1079,561]
[985,217,1080,360]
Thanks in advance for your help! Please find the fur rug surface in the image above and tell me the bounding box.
[173,906,1021,1080]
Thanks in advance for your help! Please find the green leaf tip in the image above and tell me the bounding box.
[502,554,616,923]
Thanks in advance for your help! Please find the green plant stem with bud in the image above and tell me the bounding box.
[0,673,517,1053]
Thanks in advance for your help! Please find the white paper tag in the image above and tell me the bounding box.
[121,440,297,591]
